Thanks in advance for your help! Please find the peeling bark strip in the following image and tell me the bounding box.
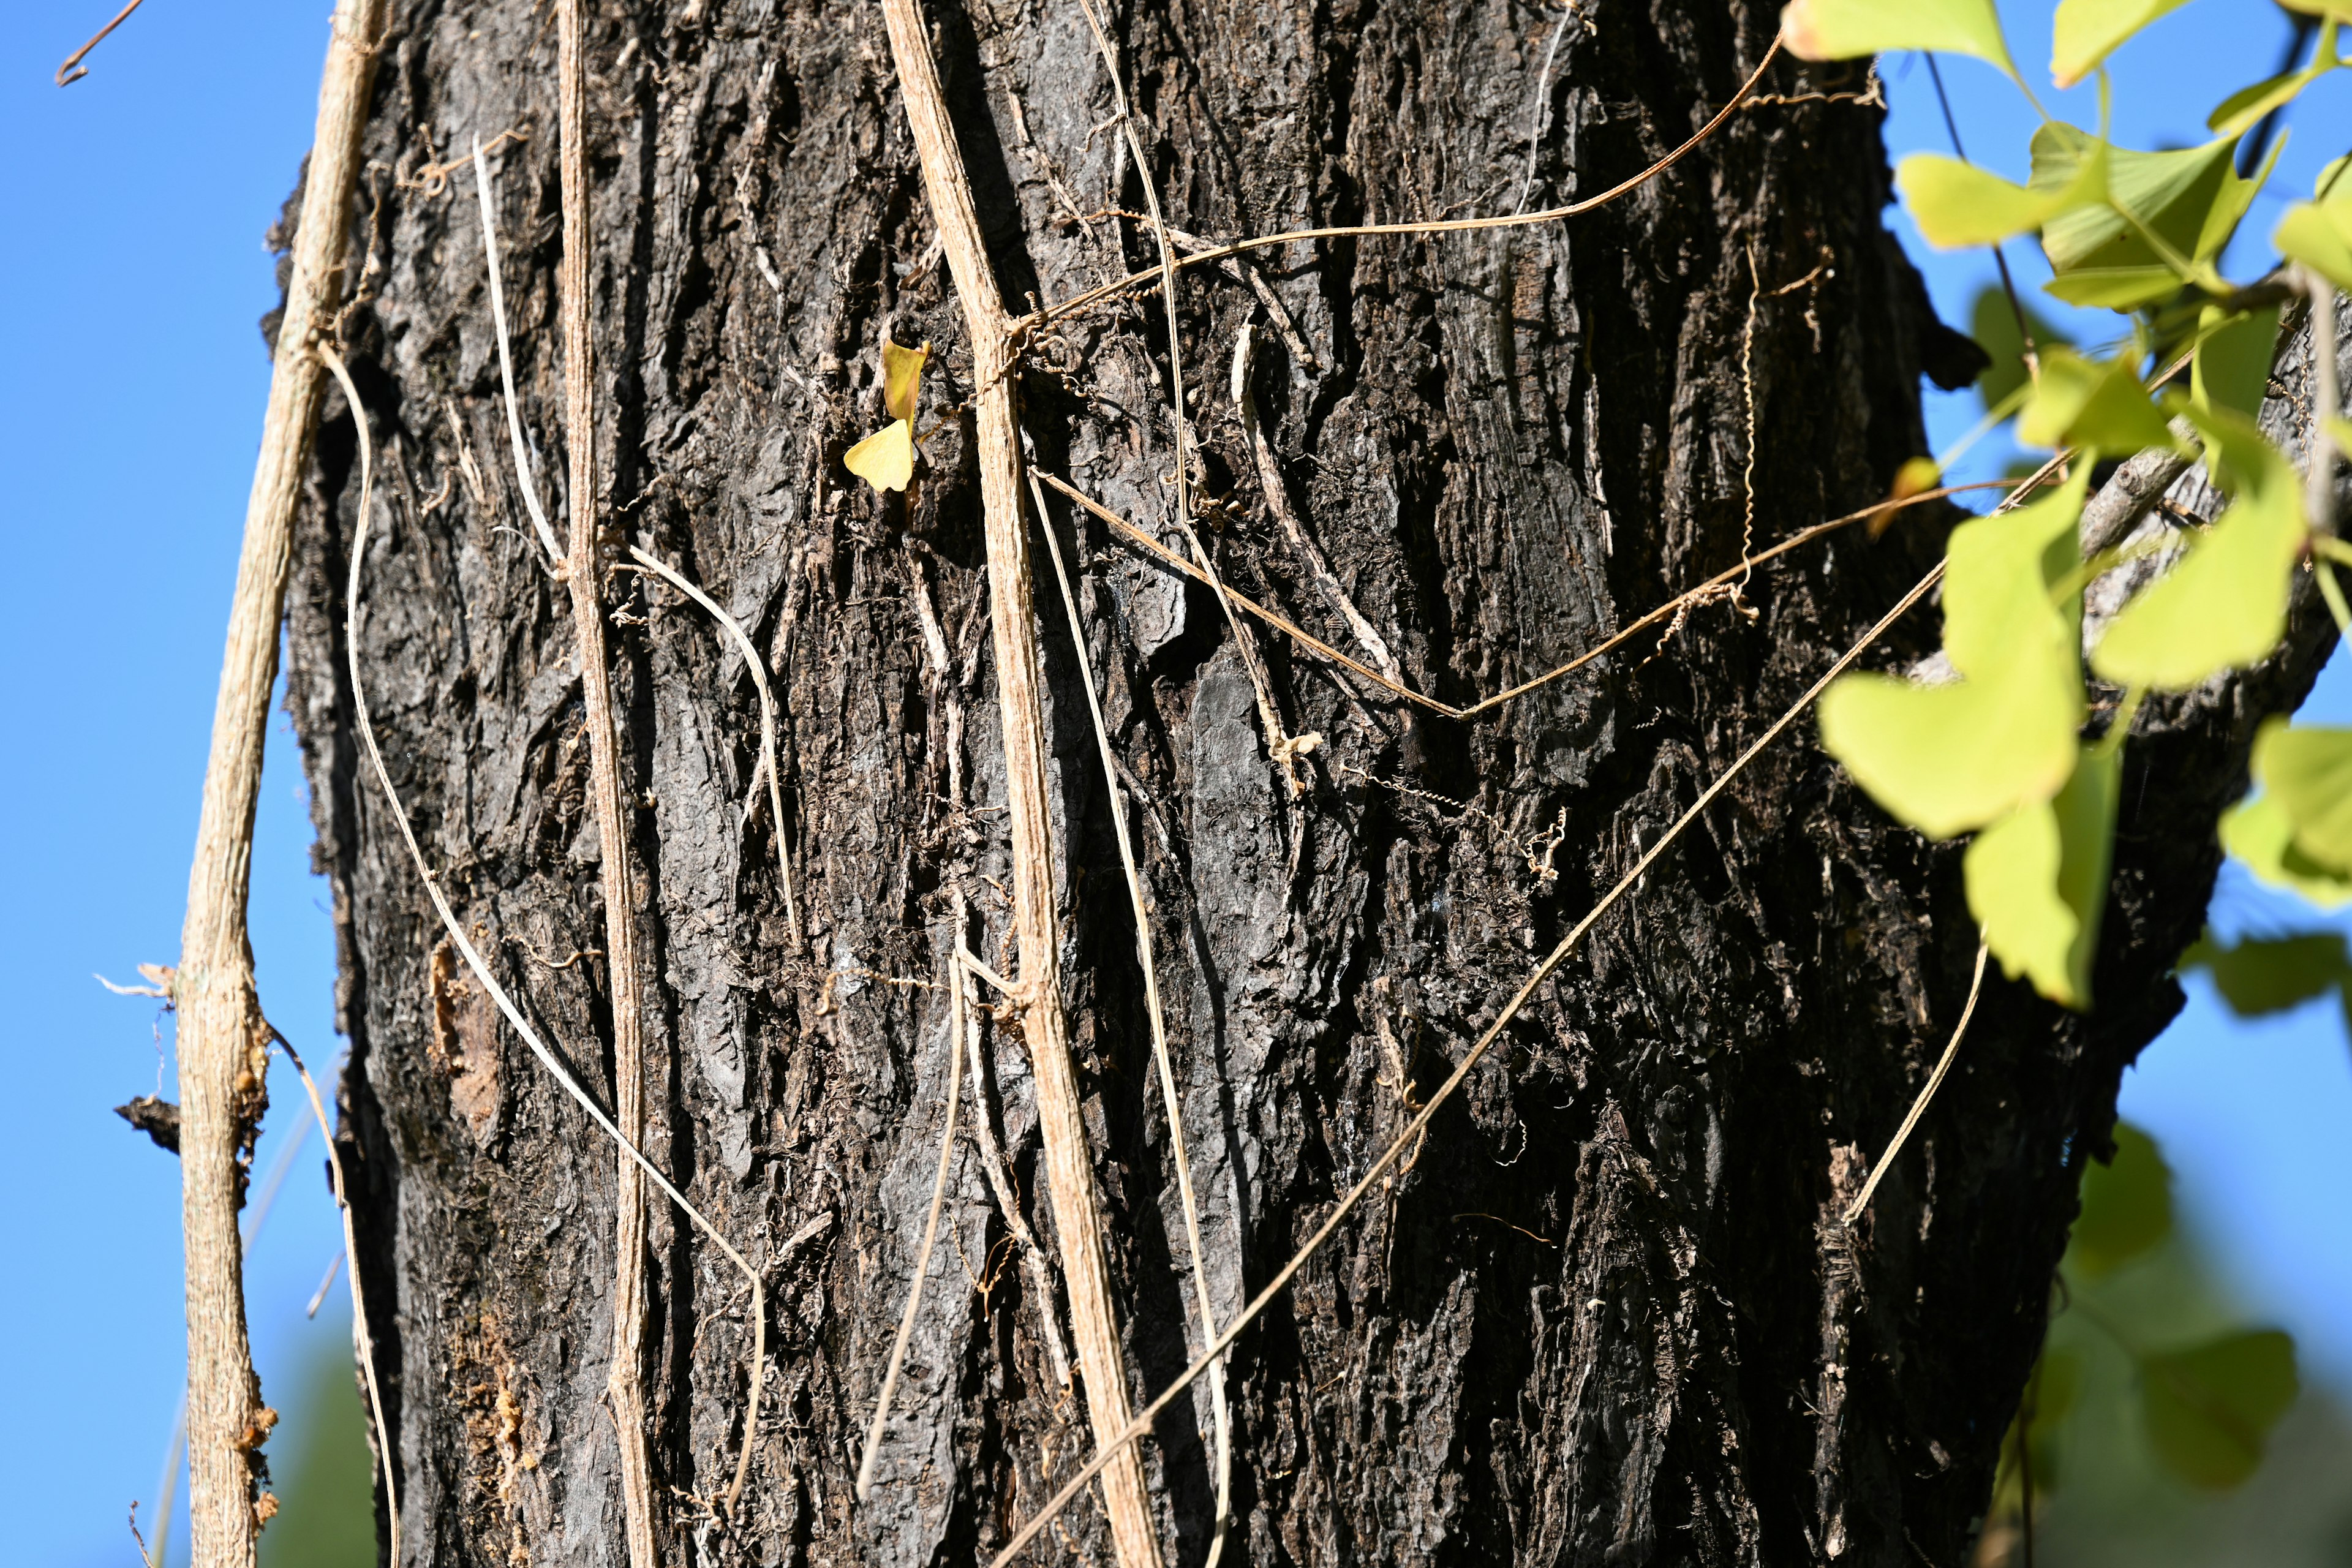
[283,4,2341,1565]
[175,3,385,1566]
[873,3,1165,1563]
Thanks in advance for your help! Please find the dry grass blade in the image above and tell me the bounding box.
[273,1036,401,1568]
[1034,470,1235,1563]
[984,556,1948,1568]
[469,140,563,566]
[624,546,801,947]
[321,344,771,1525]
[1034,37,1782,329]
[856,947,968,1499]
[1041,470,2018,720]
[1842,943,1990,1226]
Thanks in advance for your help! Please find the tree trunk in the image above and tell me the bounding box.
[279,1,2335,1564]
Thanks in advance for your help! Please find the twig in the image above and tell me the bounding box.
[550,2,662,1555]
[54,0,146,85]
[274,1035,401,1568]
[855,943,967,1498]
[172,4,386,1564]
[1841,943,1990,1225]
[1232,326,1402,685]
[960,1014,1074,1389]
[304,1253,344,1318]
[322,345,770,1530]
[625,547,801,946]
[1077,0,1300,798]
[986,557,1954,1568]
[1041,470,2019,718]
[470,140,564,566]
[1031,39,1784,330]
[1035,472,1235,1565]
[872,2,1164,1562]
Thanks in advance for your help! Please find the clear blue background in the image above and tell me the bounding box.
[0,2,2344,1565]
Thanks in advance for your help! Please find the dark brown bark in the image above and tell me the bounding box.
[279,1,2338,1564]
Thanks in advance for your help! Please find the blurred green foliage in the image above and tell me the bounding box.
[1972,285,2075,415]
[257,1324,376,1568]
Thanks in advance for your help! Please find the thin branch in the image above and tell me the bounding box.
[985,548,1952,1568]
[1031,38,1783,331]
[469,140,564,567]
[1035,471,1235,1566]
[624,546,801,947]
[173,4,387,1564]
[1842,943,1991,1225]
[872,1,1163,1562]
[322,344,770,1529]
[856,946,968,1498]
[55,0,147,86]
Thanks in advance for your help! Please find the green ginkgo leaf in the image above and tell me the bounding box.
[2067,1120,2173,1276]
[2180,929,2351,1016]
[1779,0,2013,68]
[2251,718,2352,872]
[2191,304,2282,424]
[1972,287,2073,415]
[2276,155,2352,293]
[1964,743,2117,1008]
[2141,1330,2299,1490]
[2089,409,2305,690]
[2016,348,2177,454]
[2208,21,2339,137]
[1820,472,2089,839]
[2220,791,2352,908]
[2038,126,2239,304]
[1901,132,2106,251]
[2051,0,2186,88]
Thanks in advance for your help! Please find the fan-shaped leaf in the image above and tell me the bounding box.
[1964,744,2117,1007]
[844,420,916,493]
[2051,0,2187,88]
[881,339,930,423]
[2252,718,2352,872]
[2276,155,2352,293]
[2016,349,2176,453]
[2192,304,2282,424]
[2068,1120,2172,1276]
[1972,287,2073,415]
[1781,0,2013,68]
[2141,1330,2299,1489]
[2181,929,2351,1016]
[2220,792,2352,908]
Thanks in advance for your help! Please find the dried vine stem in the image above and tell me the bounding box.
[273,1038,399,1567]
[550,2,660,1558]
[322,344,771,1528]
[1032,37,1782,330]
[1843,942,1990,1224]
[172,3,386,1564]
[1041,470,2018,718]
[1035,472,1236,1565]
[874,1,1164,1562]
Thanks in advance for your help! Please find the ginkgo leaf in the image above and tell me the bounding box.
[2208,21,2339,137]
[1964,743,2117,1008]
[2283,0,2352,24]
[2090,406,2305,690]
[1973,287,2073,415]
[2220,791,2352,908]
[2275,154,2352,293]
[2180,929,2351,1016]
[882,339,930,424]
[1780,0,2012,69]
[2067,1121,2173,1276]
[2141,1330,2299,1490]
[2191,304,2281,424]
[844,419,916,493]
[2250,718,2352,872]
[2051,0,2186,88]
[2037,126,2239,303]
[2016,348,2176,454]
[1821,471,2089,840]
[1900,134,2106,251]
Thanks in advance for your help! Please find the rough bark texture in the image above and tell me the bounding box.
[278,1,2339,1564]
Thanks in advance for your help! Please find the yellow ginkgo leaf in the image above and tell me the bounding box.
[845,419,916,492]
[883,339,931,424]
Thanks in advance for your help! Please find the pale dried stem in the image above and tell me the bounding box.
[551,4,659,1558]
[323,344,771,1531]
[624,546,802,947]
[175,4,385,1564]
[961,1016,1076,1390]
[1842,943,1990,1226]
[1034,472,1235,1564]
[274,1037,401,1567]
[856,942,969,1498]
[469,140,564,565]
[1076,0,1299,795]
[874,2,1164,1562]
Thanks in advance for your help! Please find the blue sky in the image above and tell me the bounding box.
[0,3,2344,1566]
